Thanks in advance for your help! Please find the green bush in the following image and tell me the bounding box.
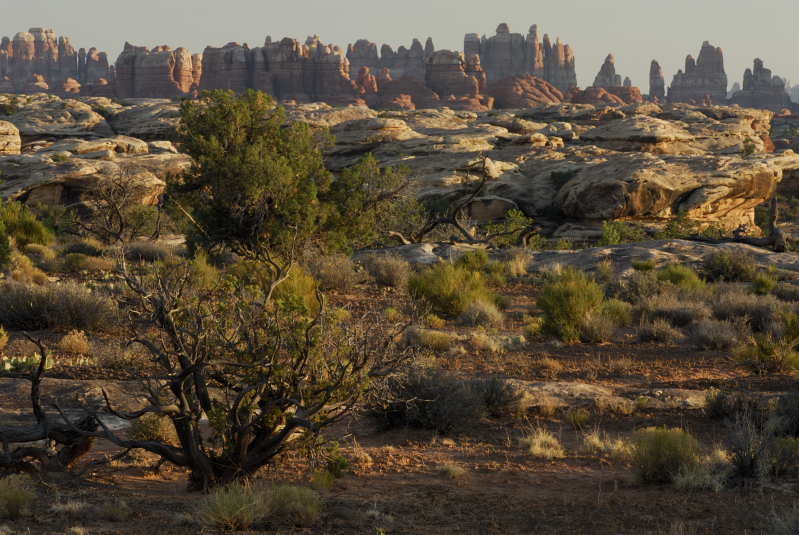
[635,295,711,327]
[629,427,700,484]
[599,299,631,327]
[460,299,504,327]
[0,221,10,271]
[656,265,705,292]
[733,335,799,374]
[128,412,179,444]
[0,474,34,520]
[751,271,777,296]
[364,253,410,288]
[200,482,265,530]
[538,267,605,343]
[407,262,502,317]
[454,249,489,272]
[0,201,54,247]
[599,220,649,246]
[631,259,655,272]
[703,249,758,282]
[306,253,360,292]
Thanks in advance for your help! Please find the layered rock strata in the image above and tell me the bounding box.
[114,43,199,99]
[668,41,727,105]
[730,59,792,113]
[649,60,665,102]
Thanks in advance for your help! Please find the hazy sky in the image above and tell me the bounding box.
[4,0,798,92]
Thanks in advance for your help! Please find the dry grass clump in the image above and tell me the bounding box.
[733,335,799,374]
[504,247,533,277]
[600,299,631,327]
[636,295,711,327]
[5,253,49,285]
[460,299,504,327]
[50,499,87,517]
[579,313,617,343]
[306,253,361,292]
[128,412,179,444]
[709,286,782,332]
[0,327,7,352]
[102,500,130,522]
[364,253,410,288]
[468,333,501,353]
[424,313,445,329]
[765,392,799,437]
[0,282,116,332]
[408,329,452,352]
[702,248,758,282]
[656,265,705,292]
[439,465,467,479]
[60,330,89,354]
[638,318,684,344]
[200,483,266,531]
[124,241,172,263]
[62,238,105,257]
[628,427,700,484]
[770,506,799,535]
[566,407,590,430]
[704,389,761,421]
[81,256,112,272]
[471,376,524,417]
[772,282,799,303]
[519,427,564,460]
[692,319,744,351]
[673,449,731,493]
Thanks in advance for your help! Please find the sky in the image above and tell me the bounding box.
[3,0,798,92]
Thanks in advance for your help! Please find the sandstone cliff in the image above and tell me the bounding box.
[668,41,727,105]
[730,59,792,113]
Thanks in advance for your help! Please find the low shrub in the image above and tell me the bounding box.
[538,266,605,343]
[0,474,34,520]
[424,313,444,329]
[64,253,87,271]
[62,239,105,257]
[0,221,10,271]
[439,465,467,479]
[0,201,54,247]
[407,262,502,317]
[364,253,410,288]
[727,414,775,478]
[566,407,590,430]
[621,270,663,302]
[704,389,761,421]
[6,253,49,285]
[692,320,743,351]
[409,329,452,351]
[657,265,705,292]
[772,283,799,303]
[103,500,130,522]
[454,249,489,272]
[770,506,799,535]
[631,259,655,272]
[638,318,683,344]
[200,483,265,531]
[471,376,524,417]
[629,427,700,484]
[733,335,799,374]
[267,485,320,528]
[504,247,533,277]
[124,241,172,263]
[60,330,88,354]
[271,265,320,316]
[0,282,117,332]
[751,271,777,296]
[579,313,617,343]
[366,366,486,433]
[460,299,504,327]
[468,333,501,353]
[600,299,631,327]
[595,258,615,281]
[636,295,711,327]
[128,412,179,444]
[306,253,360,292]
[709,286,782,332]
[766,392,799,437]
[703,248,758,282]
[673,449,730,493]
[0,327,6,351]
[519,427,564,460]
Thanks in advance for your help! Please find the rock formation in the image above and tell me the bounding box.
[21,74,49,94]
[593,54,622,88]
[484,75,563,108]
[0,121,20,154]
[464,24,577,93]
[114,43,199,99]
[730,59,792,113]
[424,50,492,111]
[649,60,665,102]
[566,86,625,105]
[346,38,426,81]
[668,41,727,105]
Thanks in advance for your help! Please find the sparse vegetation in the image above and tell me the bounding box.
[703,249,758,282]
[538,266,605,343]
[0,474,34,520]
[519,427,565,460]
[629,427,700,484]
[365,253,410,288]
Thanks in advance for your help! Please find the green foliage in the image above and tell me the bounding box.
[741,137,757,158]
[655,211,696,239]
[51,152,70,162]
[454,249,489,272]
[733,334,799,374]
[175,91,404,257]
[200,483,266,530]
[103,500,130,522]
[0,97,19,116]
[0,221,11,271]
[703,249,758,282]
[0,474,34,520]
[656,265,705,291]
[484,209,536,247]
[128,412,179,444]
[566,407,590,430]
[538,267,605,343]
[0,201,54,247]
[324,442,349,478]
[751,271,777,295]
[599,220,649,246]
[629,427,700,484]
[599,299,632,327]
[407,262,502,317]
[631,260,655,272]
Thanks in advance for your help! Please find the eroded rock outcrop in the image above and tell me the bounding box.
[424,50,492,111]
[731,59,792,113]
[484,75,563,108]
[668,41,727,105]
[0,121,21,154]
[114,43,198,99]
[465,24,577,92]
[592,54,622,88]
[649,60,665,102]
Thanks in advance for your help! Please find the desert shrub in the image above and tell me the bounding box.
[673,449,730,493]
[460,299,504,327]
[704,389,761,421]
[733,335,799,374]
[60,330,89,354]
[629,427,700,484]
[0,327,6,351]
[454,249,489,272]
[709,285,782,332]
[267,485,320,528]
[767,392,799,438]
[0,474,34,520]
[0,201,54,247]
[0,282,117,332]
[657,265,705,292]
[538,266,605,343]
[636,295,711,327]
[124,241,172,263]
[200,483,266,531]
[594,258,615,282]
[22,243,56,262]
[64,253,88,271]
[367,366,486,433]
[600,299,631,327]
[770,506,799,535]
[727,414,775,477]
[424,313,445,329]
[439,465,467,479]
[408,329,452,351]
[128,412,179,444]
[103,500,130,522]
[621,270,664,303]
[638,318,683,344]
[471,376,524,417]
[270,265,320,315]
[504,247,533,277]
[599,220,649,245]
[703,249,758,282]
[519,427,564,460]
[579,313,617,343]
[6,252,49,285]
[0,222,10,272]
[306,253,360,292]
[772,283,799,303]
[382,307,400,321]
[566,407,590,430]
[407,262,501,317]
[692,319,743,351]
[82,256,112,272]
[631,259,655,272]
[752,271,778,296]
[364,253,410,288]
[62,239,105,257]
